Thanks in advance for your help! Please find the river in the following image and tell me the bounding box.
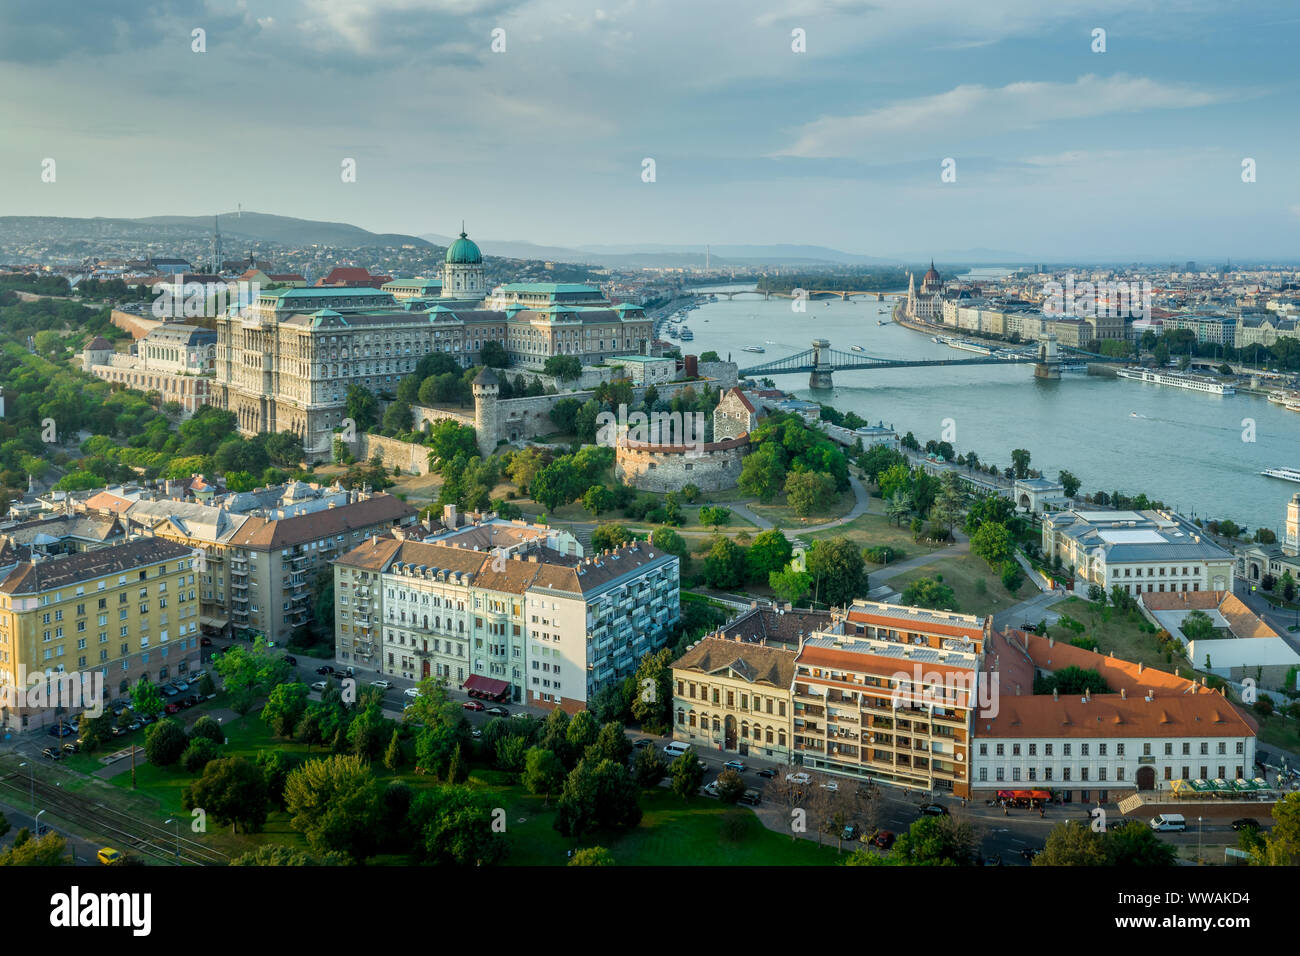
[679,278,1298,534]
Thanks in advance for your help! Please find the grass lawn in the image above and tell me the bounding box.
[1255,713,1300,754]
[749,488,856,528]
[805,511,945,561]
[888,552,1023,617]
[1046,597,1173,669]
[87,713,844,865]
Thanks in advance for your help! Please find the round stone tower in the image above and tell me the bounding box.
[472,366,500,456]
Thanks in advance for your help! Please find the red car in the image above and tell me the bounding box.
[164,703,181,714]
[870,830,896,850]
[200,637,213,646]
[462,700,485,712]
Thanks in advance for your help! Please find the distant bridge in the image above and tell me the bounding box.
[738,338,1123,389]
[707,289,907,301]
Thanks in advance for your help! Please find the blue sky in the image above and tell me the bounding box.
[1,0,1297,259]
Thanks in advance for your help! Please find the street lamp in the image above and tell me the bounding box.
[1197,816,1202,863]
[35,809,46,835]
[164,818,181,860]
[16,761,33,812]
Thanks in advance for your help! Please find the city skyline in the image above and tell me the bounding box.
[1,0,1297,259]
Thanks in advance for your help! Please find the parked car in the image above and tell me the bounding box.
[740,788,762,806]
[462,700,485,712]
[841,824,860,841]
[1231,818,1261,831]
[41,747,61,760]
[485,706,509,717]
[756,768,777,779]
[199,637,212,646]
[471,729,483,738]
[632,738,653,749]
[162,685,179,697]
[786,772,811,785]
[310,680,327,691]
[172,681,189,693]
[284,656,298,666]
[316,665,334,675]
[164,703,181,715]
[370,680,393,690]
[869,830,896,849]
[96,848,122,865]
[61,742,78,754]
[724,759,746,772]
[1020,622,1037,632]
[185,694,202,706]
[703,780,720,797]
[1020,847,1043,861]
[983,855,1004,867]
[820,781,839,793]
[109,726,125,738]
[404,687,422,699]
[47,723,75,738]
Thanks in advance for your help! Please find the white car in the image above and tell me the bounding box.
[403,687,422,699]
[820,781,839,793]
[703,779,720,797]
[370,680,393,690]
[311,680,327,691]
[786,772,812,785]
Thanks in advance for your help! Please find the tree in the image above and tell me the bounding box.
[261,682,310,738]
[632,745,667,788]
[738,442,786,502]
[588,721,633,765]
[591,523,632,552]
[715,768,746,804]
[630,648,673,734]
[523,747,566,805]
[144,718,188,767]
[1282,570,1297,603]
[565,710,600,756]
[531,457,583,510]
[543,355,583,381]
[785,469,837,517]
[702,535,747,590]
[582,484,614,518]
[383,728,403,771]
[807,536,868,608]
[650,526,688,561]
[1105,820,1177,866]
[569,846,615,866]
[900,577,958,611]
[1036,820,1108,866]
[182,755,270,835]
[886,489,913,527]
[212,637,292,697]
[181,737,221,773]
[970,521,1014,569]
[381,399,412,434]
[283,754,383,862]
[189,714,224,746]
[1254,792,1300,865]
[345,385,379,432]
[699,505,732,526]
[130,678,165,720]
[0,831,68,866]
[888,815,975,865]
[930,471,964,534]
[1180,609,1219,642]
[409,785,509,866]
[670,748,705,799]
[554,758,643,838]
[1058,469,1081,498]
[1010,448,1032,480]
[1000,560,1025,594]
[769,567,813,606]
[746,529,793,583]
[480,340,509,368]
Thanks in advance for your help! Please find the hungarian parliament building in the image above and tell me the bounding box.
[210,229,655,460]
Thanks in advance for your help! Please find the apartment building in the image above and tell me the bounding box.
[0,537,200,731]
[1042,508,1235,595]
[335,535,679,710]
[790,601,990,796]
[127,485,416,644]
[972,628,1257,802]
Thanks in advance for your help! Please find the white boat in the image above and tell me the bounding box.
[741,345,765,353]
[1261,467,1300,484]
[1115,367,1235,395]
[765,340,775,345]
[850,345,865,352]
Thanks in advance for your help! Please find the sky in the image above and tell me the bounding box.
[1,0,1298,260]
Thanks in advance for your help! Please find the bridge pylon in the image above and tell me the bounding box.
[809,338,834,389]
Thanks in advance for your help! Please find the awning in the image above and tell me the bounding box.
[462,675,510,698]
[199,615,229,628]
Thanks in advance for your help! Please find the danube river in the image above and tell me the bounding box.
[683,283,1298,534]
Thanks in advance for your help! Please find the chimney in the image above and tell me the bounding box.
[1052,687,1058,702]
[1083,687,1090,702]
[1048,635,1054,648]
[1137,661,1143,673]
[1121,687,1127,699]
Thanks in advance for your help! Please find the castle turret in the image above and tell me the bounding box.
[1286,492,1300,556]
[472,366,500,456]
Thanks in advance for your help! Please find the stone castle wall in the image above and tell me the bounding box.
[410,404,476,431]
[351,433,431,476]
[615,436,750,493]
[110,310,163,341]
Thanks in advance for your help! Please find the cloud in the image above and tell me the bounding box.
[774,74,1233,159]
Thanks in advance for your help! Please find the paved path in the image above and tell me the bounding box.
[868,531,969,584]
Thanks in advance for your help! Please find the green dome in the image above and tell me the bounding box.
[445,230,482,265]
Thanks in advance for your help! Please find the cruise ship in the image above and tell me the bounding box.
[1261,467,1300,484]
[1114,367,1235,395]
[679,326,694,341]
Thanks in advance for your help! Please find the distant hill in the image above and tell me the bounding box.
[419,236,896,267]
[0,213,432,250]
